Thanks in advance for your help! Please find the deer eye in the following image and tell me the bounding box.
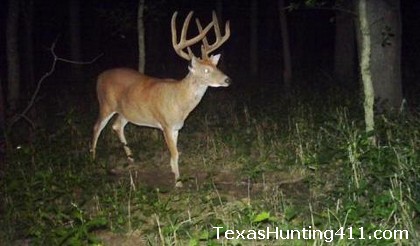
[204,68,210,73]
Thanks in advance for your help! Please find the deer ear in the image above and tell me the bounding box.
[189,56,198,72]
[210,54,221,65]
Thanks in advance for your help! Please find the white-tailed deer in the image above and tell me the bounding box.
[91,11,231,187]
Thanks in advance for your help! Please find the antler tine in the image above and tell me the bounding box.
[180,11,194,47]
[171,11,214,61]
[195,18,210,58]
[200,11,231,58]
[171,11,189,60]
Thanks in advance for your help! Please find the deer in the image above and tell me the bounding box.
[91,11,231,187]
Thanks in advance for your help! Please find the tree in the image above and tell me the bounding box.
[0,77,4,172]
[357,0,375,142]
[278,0,292,94]
[367,0,402,110]
[356,0,403,144]
[334,0,356,87]
[216,0,224,20]
[6,0,21,112]
[250,0,258,78]
[22,0,35,88]
[69,0,83,79]
[137,0,146,73]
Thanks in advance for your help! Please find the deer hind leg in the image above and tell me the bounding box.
[112,115,134,163]
[91,111,116,159]
[163,128,181,187]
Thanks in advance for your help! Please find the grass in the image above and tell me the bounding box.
[1,87,419,245]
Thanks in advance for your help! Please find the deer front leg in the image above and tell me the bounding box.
[163,128,181,187]
[112,115,134,163]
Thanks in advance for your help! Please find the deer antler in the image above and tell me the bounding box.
[196,11,231,59]
[171,11,214,60]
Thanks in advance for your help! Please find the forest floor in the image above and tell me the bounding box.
[2,87,419,245]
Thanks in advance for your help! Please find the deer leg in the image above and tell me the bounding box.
[163,128,181,187]
[91,111,116,159]
[112,115,134,163]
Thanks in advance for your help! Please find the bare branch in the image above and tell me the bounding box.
[7,39,103,130]
[56,55,102,64]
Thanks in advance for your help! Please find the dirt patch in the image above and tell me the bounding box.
[94,230,147,246]
[107,162,309,202]
[93,164,310,245]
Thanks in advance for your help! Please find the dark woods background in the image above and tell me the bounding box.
[3,1,420,244]
[0,0,419,138]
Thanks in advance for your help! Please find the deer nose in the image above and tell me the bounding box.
[225,77,232,85]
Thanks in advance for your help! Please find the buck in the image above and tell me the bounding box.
[91,11,231,187]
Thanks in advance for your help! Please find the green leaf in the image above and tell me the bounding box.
[188,238,199,246]
[199,230,209,240]
[252,211,270,223]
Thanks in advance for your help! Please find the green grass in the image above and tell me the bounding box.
[1,89,419,245]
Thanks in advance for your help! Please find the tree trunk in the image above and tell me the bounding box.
[69,0,82,79]
[216,0,223,21]
[0,77,5,173]
[249,0,258,78]
[23,0,35,88]
[368,0,402,110]
[278,0,292,94]
[137,0,146,73]
[357,0,375,143]
[6,0,21,112]
[334,0,356,87]
[22,0,39,129]
[215,0,228,71]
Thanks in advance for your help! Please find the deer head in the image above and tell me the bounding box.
[171,11,231,87]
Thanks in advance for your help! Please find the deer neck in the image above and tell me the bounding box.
[182,72,209,102]
[170,72,208,118]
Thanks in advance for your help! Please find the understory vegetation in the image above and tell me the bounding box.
[1,86,419,245]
